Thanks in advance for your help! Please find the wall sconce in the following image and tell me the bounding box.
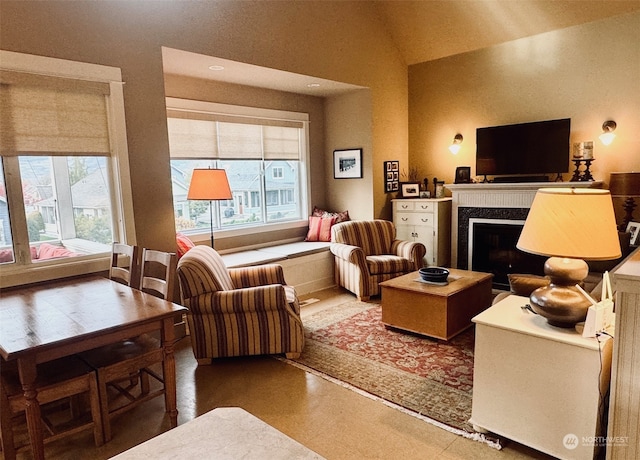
[599,120,617,145]
[448,134,463,154]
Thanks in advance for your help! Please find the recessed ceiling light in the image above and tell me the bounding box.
[208,65,225,71]
[307,83,321,88]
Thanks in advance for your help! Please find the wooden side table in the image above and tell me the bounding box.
[470,295,613,460]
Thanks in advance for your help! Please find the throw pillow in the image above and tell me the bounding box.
[305,215,336,242]
[176,232,195,258]
[508,273,549,296]
[312,206,350,224]
[37,243,78,260]
[0,249,13,263]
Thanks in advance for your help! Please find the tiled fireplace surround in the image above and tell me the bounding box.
[445,181,601,277]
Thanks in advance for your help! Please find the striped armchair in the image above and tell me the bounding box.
[176,246,304,364]
[330,220,426,301]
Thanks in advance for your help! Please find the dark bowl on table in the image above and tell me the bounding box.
[418,267,449,283]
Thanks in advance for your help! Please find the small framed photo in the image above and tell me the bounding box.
[419,191,431,199]
[334,148,363,179]
[384,160,400,193]
[627,222,640,245]
[455,166,471,184]
[401,183,420,198]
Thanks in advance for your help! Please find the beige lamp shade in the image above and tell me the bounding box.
[517,188,621,261]
[187,168,232,201]
[609,172,640,198]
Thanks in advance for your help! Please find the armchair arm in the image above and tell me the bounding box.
[186,284,289,315]
[330,243,367,267]
[229,264,287,288]
[391,239,426,269]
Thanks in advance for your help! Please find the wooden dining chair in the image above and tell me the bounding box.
[81,248,177,442]
[0,357,104,459]
[140,248,177,300]
[110,242,140,289]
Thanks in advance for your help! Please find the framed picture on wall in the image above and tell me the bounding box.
[384,160,399,193]
[334,148,363,179]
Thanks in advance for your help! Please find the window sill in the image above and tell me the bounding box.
[0,255,110,289]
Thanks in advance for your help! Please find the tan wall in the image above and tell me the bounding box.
[325,90,374,220]
[408,11,640,223]
[0,1,407,251]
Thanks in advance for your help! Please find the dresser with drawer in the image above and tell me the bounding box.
[392,198,452,267]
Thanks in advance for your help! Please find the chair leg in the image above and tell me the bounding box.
[196,358,213,366]
[0,383,17,460]
[357,295,370,302]
[140,370,150,395]
[96,368,113,443]
[87,374,104,447]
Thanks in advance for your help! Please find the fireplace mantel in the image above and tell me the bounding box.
[445,181,602,268]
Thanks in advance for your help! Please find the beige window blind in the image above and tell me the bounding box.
[167,108,302,160]
[0,70,111,156]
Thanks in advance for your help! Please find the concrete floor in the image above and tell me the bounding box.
[14,287,553,459]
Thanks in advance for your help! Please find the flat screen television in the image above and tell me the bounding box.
[476,118,571,179]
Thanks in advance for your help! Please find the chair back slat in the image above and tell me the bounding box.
[140,249,177,300]
[110,243,139,289]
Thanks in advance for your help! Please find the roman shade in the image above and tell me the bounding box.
[167,108,302,160]
[0,70,111,156]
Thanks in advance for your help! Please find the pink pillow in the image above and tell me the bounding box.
[0,249,13,263]
[37,243,77,260]
[305,216,336,242]
[176,232,195,258]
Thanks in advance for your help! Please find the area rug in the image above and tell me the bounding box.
[278,300,500,448]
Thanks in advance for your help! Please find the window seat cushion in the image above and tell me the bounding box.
[222,241,331,268]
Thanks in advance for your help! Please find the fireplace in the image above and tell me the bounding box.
[456,207,547,289]
[446,181,601,290]
[469,219,546,289]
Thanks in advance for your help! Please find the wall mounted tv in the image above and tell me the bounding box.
[476,118,571,180]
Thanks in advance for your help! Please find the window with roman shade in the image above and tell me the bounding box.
[0,51,134,287]
[166,98,309,235]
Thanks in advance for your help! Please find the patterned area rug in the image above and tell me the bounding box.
[280,300,499,446]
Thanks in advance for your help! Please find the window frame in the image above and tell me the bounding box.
[166,98,311,244]
[0,51,135,288]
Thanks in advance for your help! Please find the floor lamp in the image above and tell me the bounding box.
[187,168,232,248]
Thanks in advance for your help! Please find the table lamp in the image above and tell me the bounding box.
[609,172,640,232]
[187,168,232,248]
[516,188,621,327]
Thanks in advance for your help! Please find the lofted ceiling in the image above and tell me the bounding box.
[162,0,640,96]
[373,0,640,65]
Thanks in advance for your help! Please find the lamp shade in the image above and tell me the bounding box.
[609,172,640,198]
[517,188,621,261]
[187,168,232,201]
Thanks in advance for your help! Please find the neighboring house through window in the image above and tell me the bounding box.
[167,98,309,238]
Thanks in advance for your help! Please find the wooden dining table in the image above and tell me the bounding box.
[0,274,188,460]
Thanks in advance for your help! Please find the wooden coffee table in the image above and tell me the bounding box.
[379,268,493,340]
